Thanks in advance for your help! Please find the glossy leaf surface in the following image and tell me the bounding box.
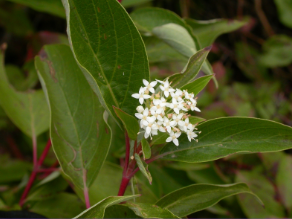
[114,106,139,140]
[156,183,262,217]
[35,44,112,189]
[62,0,149,124]
[74,195,139,218]
[0,46,49,137]
[159,117,292,162]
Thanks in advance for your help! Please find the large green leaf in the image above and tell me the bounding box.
[159,117,292,163]
[7,0,65,18]
[236,169,285,218]
[0,45,49,137]
[123,202,179,218]
[156,183,262,217]
[62,0,149,125]
[121,0,152,8]
[104,205,142,218]
[74,195,139,218]
[274,0,292,28]
[114,107,139,140]
[185,18,246,48]
[35,44,112,189]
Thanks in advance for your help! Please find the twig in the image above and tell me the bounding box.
[255,0,274,37]
[19,139,52,206]
[5,136,24,160]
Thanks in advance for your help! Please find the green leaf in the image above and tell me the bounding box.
[0,45,49,137]
[276,154,292,210]
[62,0,149,125]
[259,35,292,67]
[131,7,215,79]
[188,116,206,124]
[144,36,187,63]
[28,193,85,218]
[114,106,139,140]
[141,138,151,159]
[185,18,246,48]
[6,0,65,18]
[74,195,139,218]
[153,23,196,58]
[159,117,292,163]
[75,162,158,204]
[274,0,292,28]
[236,169,285,218]
[169,49,211,88]
[135,153,152,184]
[156,183,262,217]
[124,202,179,218]
[35,44,112,189]
[180,75,213,96]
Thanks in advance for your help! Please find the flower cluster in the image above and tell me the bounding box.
[131,79,201,146]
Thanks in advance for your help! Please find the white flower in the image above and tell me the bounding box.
[136,105,144,113]
[143,116,158,139]
[143,79,157,93]
[186,130,198,142]
[184,90,194,100]
[150,108,163,122]
[151,99,165,114]
[166,131,181,146]
[178,117,193,132]
[188,99,200,112]
[171,89,183,102]
[159,79,175,97]
[169,99,185,114]
[156,121,166,132]
[132,87,151,104]
[135,108,150,128]
[163,117,176,133]
[172,113,184,126]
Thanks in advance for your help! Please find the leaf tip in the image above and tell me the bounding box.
[204,45,212,51]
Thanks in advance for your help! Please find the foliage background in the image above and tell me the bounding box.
[0,0,291,218]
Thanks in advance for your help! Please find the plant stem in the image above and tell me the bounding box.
[123,132,130,176]
[83,186,91,209]
[19,139,52,206]
[118,176,131,196]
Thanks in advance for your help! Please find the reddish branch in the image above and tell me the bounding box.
[117,133,159,196]
[5,136,24,160]
[19,139,52,206]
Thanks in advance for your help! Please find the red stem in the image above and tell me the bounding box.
[118,0,122,2]
[118,176,131,196]
[37,168,59,173]
[83,185,90,208]
[19,139,52,206]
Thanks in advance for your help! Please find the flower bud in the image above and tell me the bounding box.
[167,114,173,119]
[136,105,144,113]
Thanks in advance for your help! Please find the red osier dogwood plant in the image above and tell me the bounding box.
[0,0,292,218]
